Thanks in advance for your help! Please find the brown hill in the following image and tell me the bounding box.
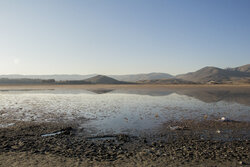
[84,75,129,84]
[176,65,250,83]
[137,78,196,84]
[227,64,250,73]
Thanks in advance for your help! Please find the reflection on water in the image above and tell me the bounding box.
[175,89,250,106]
[0,87,249,135]
[109,88,250,106]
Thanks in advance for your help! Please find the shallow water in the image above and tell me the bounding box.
[0,87,249,136]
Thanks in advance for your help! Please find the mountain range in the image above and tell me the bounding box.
[0,64,249,84]
[110,73,173,82]
[176,64,250,83]
[0,73,173,82]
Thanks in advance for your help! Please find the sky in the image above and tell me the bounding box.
[0,0,250,75]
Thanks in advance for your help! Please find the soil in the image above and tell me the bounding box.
[0,120,249,167]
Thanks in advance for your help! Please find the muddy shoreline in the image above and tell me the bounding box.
[0,84,249,91]
[0,120,249,167]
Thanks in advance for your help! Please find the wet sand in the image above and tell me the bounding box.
[0,120,249,167]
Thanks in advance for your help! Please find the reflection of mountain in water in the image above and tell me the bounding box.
[175,89,250,106]
[112,89,173,96]
[88,89,114,94]
[102,88,250,106]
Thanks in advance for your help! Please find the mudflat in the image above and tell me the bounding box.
[0,84,249,166]
[0,120,249,167]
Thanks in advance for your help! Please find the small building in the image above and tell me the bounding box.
[207,80,219,84]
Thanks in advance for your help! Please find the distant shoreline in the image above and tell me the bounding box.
[0,84,249,90]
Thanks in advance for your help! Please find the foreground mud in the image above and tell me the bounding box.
[0,121,249,167]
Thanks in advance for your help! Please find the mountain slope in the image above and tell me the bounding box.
[176,66,250,83]
[110,73,173,82]
[137,78,196,84]
[0,73,173,82]
[0,65,249,84]
[84,75,128,84]
[227,64,250,73]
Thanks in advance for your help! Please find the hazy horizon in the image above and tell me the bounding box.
[0,63,249,76]
[1,0,250,75]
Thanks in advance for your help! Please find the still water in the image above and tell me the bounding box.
[0,87,249,135]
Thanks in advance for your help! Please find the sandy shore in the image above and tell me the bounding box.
[0,120,249,167]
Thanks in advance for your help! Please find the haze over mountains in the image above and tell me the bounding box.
[0,64,249,84]
[0,73,173,82]
[110,73,173,82]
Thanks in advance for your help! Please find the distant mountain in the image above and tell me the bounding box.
[0,74,96,81]
[0,78,56,85]
[84,75,129,84]
[137,78,196,84]
[0,73,172,82]
[0,64,249,84]
[176,65,250,83]
[226,64,250,73]
[110,73,173,82]
[0,75,129,85]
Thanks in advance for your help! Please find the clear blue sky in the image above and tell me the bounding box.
[0,0,250,75]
